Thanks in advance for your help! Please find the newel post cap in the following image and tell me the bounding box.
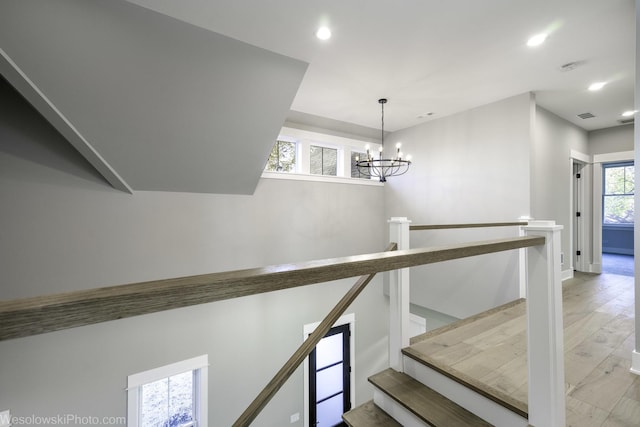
[388,217,412,223]
[523,220,563,231]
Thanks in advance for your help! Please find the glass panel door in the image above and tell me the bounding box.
[309,324,350,427]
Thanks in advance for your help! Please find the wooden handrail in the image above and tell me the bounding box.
[232,234,544,426]
[0,235,544,342]
[232,242,398,427]
[410,221,528,231]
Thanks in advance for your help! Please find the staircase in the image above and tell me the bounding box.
[343,300,531,427]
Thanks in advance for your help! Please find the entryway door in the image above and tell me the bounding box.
[308,323,351,427]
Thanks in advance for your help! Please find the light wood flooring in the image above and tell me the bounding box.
[408,272,639,427]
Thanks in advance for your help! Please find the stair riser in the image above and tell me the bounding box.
[404,357,528,427]
[372,389,428,427]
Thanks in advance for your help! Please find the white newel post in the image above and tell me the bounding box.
[524,221,565,427]
[388,217,411,372]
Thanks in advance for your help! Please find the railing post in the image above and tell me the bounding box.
[388,217,411,371]
[518,217,531,298]
[523,220,565,427]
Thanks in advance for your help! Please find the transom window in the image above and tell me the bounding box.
[262,127,381,185]
[265,140,297,173]
[350,151,370,180]
[310,145,338,176]
[603,162,634,225]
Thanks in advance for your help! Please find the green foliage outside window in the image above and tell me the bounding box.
[266,141,296,172]
[603,164,634,224]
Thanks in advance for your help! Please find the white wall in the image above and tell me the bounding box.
[0,79,389,426]
[384,93,533,319]
[531,106,589,273]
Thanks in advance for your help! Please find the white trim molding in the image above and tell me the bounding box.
[631,350,640,376]
[593,151,635,164]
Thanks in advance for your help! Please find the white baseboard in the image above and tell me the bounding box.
[588,263,602,274]
[631,350,640,376]
[562,268,574,281]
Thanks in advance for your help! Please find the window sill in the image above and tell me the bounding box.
[602,223,634,229]
[261,171,383,186]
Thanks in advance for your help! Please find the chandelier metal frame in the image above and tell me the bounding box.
[355,98,411,182]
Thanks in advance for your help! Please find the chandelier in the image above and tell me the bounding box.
[355,98,411,182]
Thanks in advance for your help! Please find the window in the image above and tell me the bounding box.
[310,145,338,176]
[265,140,297,173]
[350,151,371,180]
[603,162,634,225]
[127,355,208,427]
[262,127,381,185]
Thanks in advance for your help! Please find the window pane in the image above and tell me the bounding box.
[604,195,634,224]
[625,165,634,193]
[323,147,337,176]
[310,145,323,175]
[316,363,344,401]
[316,333,343,368]
[351,152,370,179]
[141,378,169,427]
[140,372,195,427]
[266,141,296,172]
[168,371,193,427]
[316,393,344,427]
[605,167,627,195]
[310,146,338,176]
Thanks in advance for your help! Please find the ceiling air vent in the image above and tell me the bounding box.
[577,112,595,119]
[618,118,635,125]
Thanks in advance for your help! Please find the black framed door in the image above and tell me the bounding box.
[308,323,351,427]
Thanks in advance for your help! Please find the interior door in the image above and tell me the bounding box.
[308,324,351,427]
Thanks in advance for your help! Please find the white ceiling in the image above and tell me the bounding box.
[0,0,634,195]
[128,0,635,133]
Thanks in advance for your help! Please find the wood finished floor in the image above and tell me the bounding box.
[409,272,640,427]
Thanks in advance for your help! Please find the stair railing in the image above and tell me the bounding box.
[406,219,566,427]
[0,218,561,426]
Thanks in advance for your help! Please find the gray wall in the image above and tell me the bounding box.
[589,124,634,155]
[384,93,533,319]
[0,79,389,426]
[531,106,589,270]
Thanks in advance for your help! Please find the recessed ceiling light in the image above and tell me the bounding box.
[527,33,548,47]
[622,110,637,117]
[316,27,331,40]
[588,81,607,91]
[417,112,434,119]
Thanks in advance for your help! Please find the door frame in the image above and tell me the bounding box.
[303,313,355,427]
[592,151,635,273]
[570,150,592,274]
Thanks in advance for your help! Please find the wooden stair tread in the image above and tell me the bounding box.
[342,400,401,427]
[402,346,528,418]
[369,368,492,426]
